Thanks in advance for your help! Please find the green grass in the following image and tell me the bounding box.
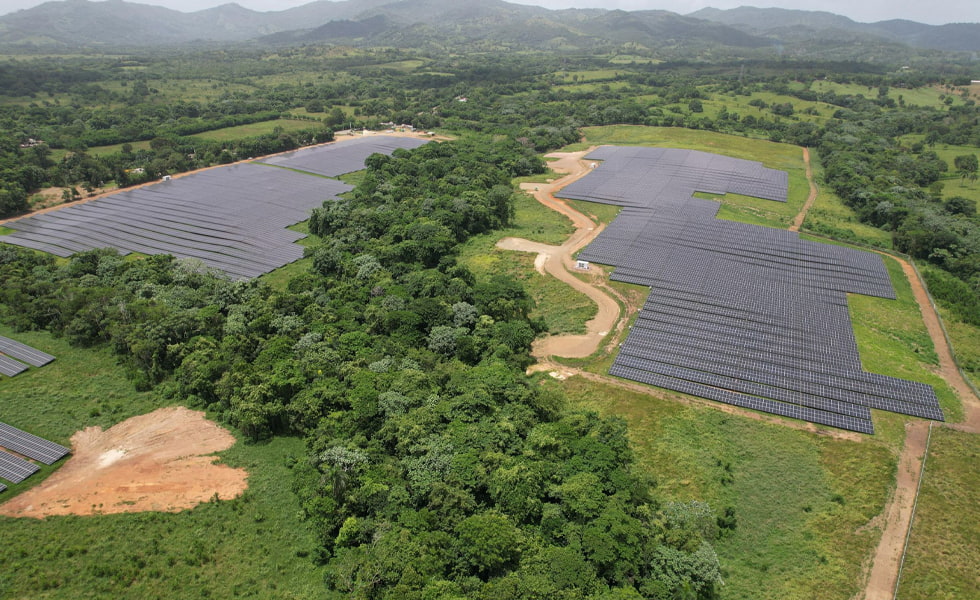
[897,427,980,600]
[809,81,966,109]
[85,140,153,157]
[555,375,895,600]
[702,90,834,125]
[188,119,326,142]
[897,135,980,210]
[937,312,980,391]
[0,326,325,598]
[801,159,894,247]
[259,222,315,291]
[554,70,623,83]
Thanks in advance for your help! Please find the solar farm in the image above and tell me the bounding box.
[256,135,430,177]
[0,335,65,489]
[559,146,944,434]
[0,136,428,279]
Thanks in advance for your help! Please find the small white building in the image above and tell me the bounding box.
[576,260,590,270]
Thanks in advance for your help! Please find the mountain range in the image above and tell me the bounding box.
[0,0,977,53]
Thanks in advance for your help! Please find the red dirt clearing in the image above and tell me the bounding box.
[0,407,247,519]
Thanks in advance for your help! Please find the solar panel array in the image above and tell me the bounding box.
[0,137,431,279]
[0,450,39,483]
[1,164,352,279]
[0,336,54,377]
[558,146,943,434]
[257,135,430,177]
[0,422,71,464]
[0,354,28,377]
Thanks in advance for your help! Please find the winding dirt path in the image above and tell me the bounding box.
[790,147,818,232]
[496,150,624,358]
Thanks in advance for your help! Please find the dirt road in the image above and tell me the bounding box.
[790,147,818,232]
[860,254,980,600]
[497,150,624,358]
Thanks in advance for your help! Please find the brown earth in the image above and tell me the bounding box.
[790,146,818,232]
[0,407,247,519]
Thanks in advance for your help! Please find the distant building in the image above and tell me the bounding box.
[576,260,590,270]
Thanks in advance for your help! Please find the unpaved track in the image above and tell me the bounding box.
[790,147,818,232]
[497,149,623,358]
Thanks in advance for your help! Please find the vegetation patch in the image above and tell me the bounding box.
[897,427,980,600]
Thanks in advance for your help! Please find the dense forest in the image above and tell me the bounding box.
[0,37,978,599]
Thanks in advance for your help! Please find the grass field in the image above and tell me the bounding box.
[458,190,596,335]
[0,326,325,599]
[897,135,980,210]
[554,375,895,600]
[809,81,967,109]
[188,119,326,142]
[896,426,979,600]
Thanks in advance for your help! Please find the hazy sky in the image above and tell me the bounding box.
[0,0,976,26]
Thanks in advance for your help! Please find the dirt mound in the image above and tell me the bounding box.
[0,406,248,519]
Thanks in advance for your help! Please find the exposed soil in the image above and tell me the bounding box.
[0,407,247,519]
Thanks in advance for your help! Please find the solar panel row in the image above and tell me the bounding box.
[0,137,430,279]
[257,136,430,177]
[0,336,55,367]
[561,146,943,434]
[0,354,28,377]
[0,422,71,465]
[0,449,40,483]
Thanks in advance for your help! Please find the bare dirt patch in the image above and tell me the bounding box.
[0,406,248,519]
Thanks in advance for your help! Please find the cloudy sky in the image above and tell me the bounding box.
[0,0,976,26]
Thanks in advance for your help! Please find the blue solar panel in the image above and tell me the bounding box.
[563,146,943,434]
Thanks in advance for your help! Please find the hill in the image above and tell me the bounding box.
[690,6,980,52]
